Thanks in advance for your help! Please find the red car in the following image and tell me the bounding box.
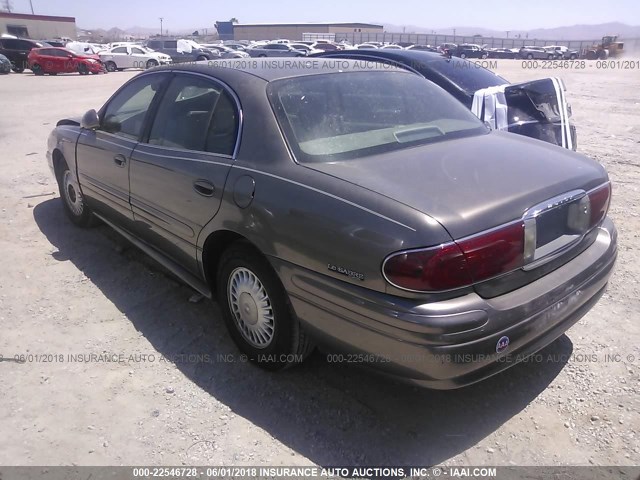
[27,47,105,75]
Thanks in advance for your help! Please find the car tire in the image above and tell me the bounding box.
[104,61,117,72]
[460,53,466,59]
[258,54,267,57]
[481,54,488,59]
[527,53,534,60]
[547,54,554,60]
[31,64,44,75]
[48,72,58,75]
[570,54,577,60]
[57,161,95,227]
[216,242,314,371]
[78,63,89,75]
[196,55,207,61]
[145,59,158,69]
[11,62,24,73]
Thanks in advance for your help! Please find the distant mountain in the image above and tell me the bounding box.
[381,22,640,40]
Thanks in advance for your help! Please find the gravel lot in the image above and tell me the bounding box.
[0,60,638,468]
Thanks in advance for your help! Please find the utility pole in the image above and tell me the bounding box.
[159,17,164,37]
[29,0,34,13]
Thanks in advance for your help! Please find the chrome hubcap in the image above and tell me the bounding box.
[63,170,83,216]
[228,267,274,348]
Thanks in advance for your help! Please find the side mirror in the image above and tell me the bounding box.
[81,109,100,130]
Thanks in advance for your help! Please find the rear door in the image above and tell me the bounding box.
[51,49,69,72]
[128,72,240,273]
[76,72,170,225]
[130,46,150,68]
[110,46,131,68]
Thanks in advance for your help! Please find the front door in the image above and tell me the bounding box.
[129,73,240,274]
[76,73,170,225]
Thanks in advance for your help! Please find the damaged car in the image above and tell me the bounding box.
[314,49,577,150]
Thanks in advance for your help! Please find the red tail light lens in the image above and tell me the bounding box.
[382,243,472,292]
[383,222,525,292]
[588,183,611,228]
[457,222,525,283]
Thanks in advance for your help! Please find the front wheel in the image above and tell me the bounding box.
[146,59,158,69]
[57,163,95,227]
[481,53,488,59]
[104,61,117,72]
[460,53,466,59]
[216,243,313,371]
[78,63,89,75]
[196,55,208,61]
[31,64,44,75]
[527,53,534,60]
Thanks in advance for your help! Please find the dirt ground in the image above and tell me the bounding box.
[0,59,638,468]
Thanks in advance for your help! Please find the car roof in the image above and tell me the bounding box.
[311,49,508,105]
[154,58,406,82]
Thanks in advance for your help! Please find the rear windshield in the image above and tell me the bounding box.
[268,71,487,163]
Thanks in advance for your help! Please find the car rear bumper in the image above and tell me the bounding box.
[277,217,617,389]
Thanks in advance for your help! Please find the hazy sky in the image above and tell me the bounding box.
[7,0,640,31]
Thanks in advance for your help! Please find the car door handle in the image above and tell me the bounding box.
[193,180,215,197]
[113,154,127,167]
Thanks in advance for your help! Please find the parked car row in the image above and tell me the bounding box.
[46,54,615,388]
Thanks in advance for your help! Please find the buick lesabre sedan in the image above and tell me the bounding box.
[47,60,617,389]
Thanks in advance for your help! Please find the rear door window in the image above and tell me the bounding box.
[147,74,239,155]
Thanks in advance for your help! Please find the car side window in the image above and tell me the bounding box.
[101,74,167,140]
[148,75,238,155]
[148,75,222,151]
[131,47,145,54]
[206,90,239,156]
[164,41,178,49]
[112,47,128,54]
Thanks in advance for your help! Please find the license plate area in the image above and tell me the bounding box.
[523,189,588,270]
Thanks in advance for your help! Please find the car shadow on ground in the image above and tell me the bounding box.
[34,198,573,466]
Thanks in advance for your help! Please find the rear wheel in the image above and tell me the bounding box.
[48,72,58,76]
[57,161,95,227]
[460,53,467,59]
[481,53,488,59]
[527,53,534,60]
[216,243,313,371]
[11,62,24,73]
[569,53,577,60]
[104,61,117,72]
[547,54,554,60]
[31,64,44,75]
[196,55,207,61]
[145,59,158,69]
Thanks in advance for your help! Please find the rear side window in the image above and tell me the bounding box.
[102,74,168,139]
[164,41,178,49]
[112,47,128,54]
[148,75,238,155]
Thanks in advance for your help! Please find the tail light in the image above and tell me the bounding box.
[383,221,525,292]
[587,182,611,228]
[383,182,611,293]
